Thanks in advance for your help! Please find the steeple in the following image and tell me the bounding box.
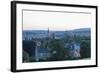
[48,27,49,34]
[47,27,50,38]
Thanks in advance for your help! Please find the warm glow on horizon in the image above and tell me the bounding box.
[23,10,91,31]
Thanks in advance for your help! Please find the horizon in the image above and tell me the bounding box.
[23,27,90,31]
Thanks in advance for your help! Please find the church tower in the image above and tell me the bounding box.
[47,27,50,38]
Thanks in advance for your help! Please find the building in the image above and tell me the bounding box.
[68,42,81,58]
[35,48,51,61]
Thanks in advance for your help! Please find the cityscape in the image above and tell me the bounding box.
[22,28,91,62]
[22,10,91,63]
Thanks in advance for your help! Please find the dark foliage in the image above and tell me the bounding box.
[23,40,36,57]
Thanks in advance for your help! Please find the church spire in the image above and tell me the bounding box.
[47,27,50,39]
[48,27,49,34]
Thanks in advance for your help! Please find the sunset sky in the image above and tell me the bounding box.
[23,10,91,31]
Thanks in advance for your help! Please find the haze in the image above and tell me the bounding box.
[23,10,91,31]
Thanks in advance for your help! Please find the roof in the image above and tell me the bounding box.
[68,42,80,50]
[38,48,50,53]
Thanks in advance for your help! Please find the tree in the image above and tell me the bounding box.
[48,39,67,61]
[80,39,91,58]
[23,40,36,57]
[23,50,29,62]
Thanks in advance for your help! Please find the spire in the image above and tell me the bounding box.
[48,27,49,34]
[47,27,50,39]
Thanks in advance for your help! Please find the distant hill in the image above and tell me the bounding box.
[71,28,90,32]
[69,28,91,37]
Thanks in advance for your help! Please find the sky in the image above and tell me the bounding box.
[23,10,91,31]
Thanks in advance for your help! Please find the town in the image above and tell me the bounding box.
[22,28,91,62]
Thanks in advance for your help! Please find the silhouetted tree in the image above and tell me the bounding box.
[80,40,91,58]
